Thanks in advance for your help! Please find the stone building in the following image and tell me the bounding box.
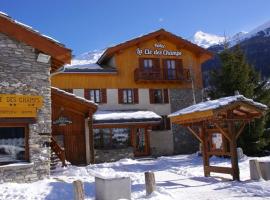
[0,12,71,182]
[51,29,213,161]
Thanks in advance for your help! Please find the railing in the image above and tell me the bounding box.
[50,136,67,167]
[134,67,190,82]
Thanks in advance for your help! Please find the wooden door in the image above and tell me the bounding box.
[133,127,150,157]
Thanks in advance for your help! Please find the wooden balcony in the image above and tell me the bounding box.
[134,68,191,83]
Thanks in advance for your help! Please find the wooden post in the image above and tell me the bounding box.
[201,123,210,177]
[145,171,156,195]
[228,116,240,181]
[73,180,84,200]
[88,114,95,164]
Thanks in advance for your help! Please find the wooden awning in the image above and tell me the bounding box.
[169,95,267,181]
[51,87,97,117]
[169,95,267,125]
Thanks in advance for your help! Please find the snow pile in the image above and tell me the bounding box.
[193,31,225,48]
[0,154,270,199]
[169,95,267,117]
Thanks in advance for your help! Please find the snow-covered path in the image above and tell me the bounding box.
[0,154,270,200]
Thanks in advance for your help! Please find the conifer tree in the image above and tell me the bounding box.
[208,45,270,155]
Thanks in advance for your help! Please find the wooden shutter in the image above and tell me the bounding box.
[149,89,155,104]
[163,89,169,104]
[162,59,168,80]
[153,58,160,70]
[133,88,139,104]
[176,59,183,79]
[118,89,124,104]
[139,58,144,69]
[101,89,107,104]
[84,89,90,100]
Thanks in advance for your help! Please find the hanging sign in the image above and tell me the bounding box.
[53,116,72,126]
[136,43,182,57]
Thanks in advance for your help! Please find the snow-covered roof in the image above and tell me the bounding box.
[169,95,267,118]
[0,11,64,46]
[51,87,98,107]
[93,110,162,124]
[62,49,117,73]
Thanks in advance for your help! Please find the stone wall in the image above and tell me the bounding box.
[149,130,174,156]
[0,33,51,182]
[170,88,203,154]
[95,148,134,163]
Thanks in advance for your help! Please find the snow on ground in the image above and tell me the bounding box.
[0,154,270,200]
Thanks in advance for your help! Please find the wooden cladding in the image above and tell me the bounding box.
[118,89,139,104]
[84,89,107,104]
[149,89,169,104]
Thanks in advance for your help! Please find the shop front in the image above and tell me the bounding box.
[93,110,161,163]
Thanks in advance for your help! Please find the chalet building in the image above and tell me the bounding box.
[52,29,213,161]
[0,13,98,182]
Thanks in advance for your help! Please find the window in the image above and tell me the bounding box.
[90,89,101,103]
[118,89,138,104]
[166,60,176,80]
[94,128,131,149]
[143,59,153,69]
[85,89,107,104]
[152,116,171,131]
[0,126,28,164]
[149,89,169,104]
[123,89,133,104]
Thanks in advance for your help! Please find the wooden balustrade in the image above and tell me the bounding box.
[50,136,67,167]
[134,67,190,82]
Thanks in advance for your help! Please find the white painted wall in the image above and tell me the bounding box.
[100,89,171,116]
[73,89,84,98]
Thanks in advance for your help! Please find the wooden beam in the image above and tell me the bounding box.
[214,122,232,142]
[236,121,246,139]
[205,166,233,175]
[187,126,203,143]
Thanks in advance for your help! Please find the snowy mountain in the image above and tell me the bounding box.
[200,19,270,86]
[193,31,225,48]
[65,49,105,69]
[194,20,270,48]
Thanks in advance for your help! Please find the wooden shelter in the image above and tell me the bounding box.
[51,87,97,165]
[169,95,267,180]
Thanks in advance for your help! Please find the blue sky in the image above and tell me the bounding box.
[2,0,270,56]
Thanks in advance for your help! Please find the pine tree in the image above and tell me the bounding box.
[208,45,270,155]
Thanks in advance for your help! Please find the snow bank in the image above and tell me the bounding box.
[0,154,270,200]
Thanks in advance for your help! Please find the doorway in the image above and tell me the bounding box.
[133,128,150,156]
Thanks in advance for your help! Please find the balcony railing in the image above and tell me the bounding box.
[134,67,191,82]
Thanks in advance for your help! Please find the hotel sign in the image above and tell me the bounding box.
[136,43,182,57]
[0,94,43,118]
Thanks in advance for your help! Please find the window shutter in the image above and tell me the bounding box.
[84,89,90,100]
[133,88,139,104]
[162,59,168,80]
[153,58,160,70]
[163,89,169,104]
[139,58,144,68]
[176,59,184,79]
[101,89,107,104]
[118,89,124,104]
[149,89,155,104]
